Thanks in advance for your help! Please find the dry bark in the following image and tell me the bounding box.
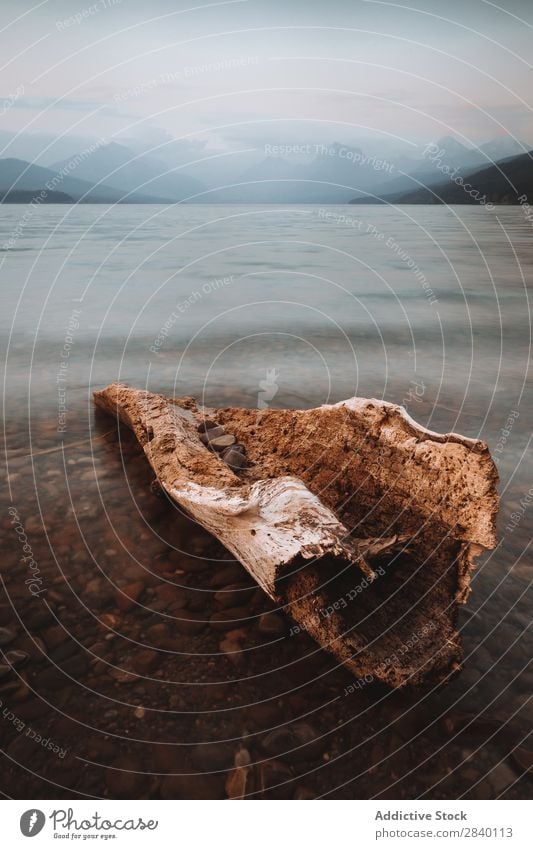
[94,383,499,688]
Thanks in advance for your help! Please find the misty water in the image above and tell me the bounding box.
[1,203,531,797]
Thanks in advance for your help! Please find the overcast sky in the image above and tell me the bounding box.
[1,0,532,160]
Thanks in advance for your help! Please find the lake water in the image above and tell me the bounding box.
[1,203,531,799]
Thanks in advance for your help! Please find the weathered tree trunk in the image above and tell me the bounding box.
[94,383,498,688]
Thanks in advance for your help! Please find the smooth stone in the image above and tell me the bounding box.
[184,593,210,613]
[152,743,187,774]
[197,419,219,434]
[487,762,518,795]
[0,627,15,647]
[214,585,254,609]
[59,654,90,677]
[290,722,325,760]
[224,628,248,642]
[209,564,248,589]
[209,607,251,631]
[209,434,236,452]
[153,584,188,608]
[262,727,294,757]
[85,578,104,596]
[109,668,137,684]
[0,679,26,700]
[257,612,286,638]
[191,742,233,771]
[245,702,284,727]
[13,679,31,703]
[173,610,206,635]
[262,722,323,762]
[221,448,247,471]
[31,636,47,657]
[187,536,213,556]
[49,641,80,664]
[511,746,533,774]
[145,599,168,614]
[200,426,225,445]
[0,663,12,680]
[5,649,29,668]
[219,638,243,666]
[134,650,159,673]
[0,605,14,626]
[145,624,170,647]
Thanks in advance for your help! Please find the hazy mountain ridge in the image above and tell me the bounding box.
[0,135,530,204]
[0,188,74,203]
[49,142,206,202]
[0,157,177,204]
[350,149,533,206]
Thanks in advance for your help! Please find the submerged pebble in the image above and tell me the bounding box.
[0,663,12,680]
[0,627,15,647]
[4,649,30,668]
[258,612,286,638]
[191,742,233,771]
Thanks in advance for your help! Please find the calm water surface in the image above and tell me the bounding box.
[1,204,531,798]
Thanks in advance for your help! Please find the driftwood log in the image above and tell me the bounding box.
[94,384,499,688]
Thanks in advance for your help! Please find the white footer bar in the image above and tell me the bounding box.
[3,799,530,848]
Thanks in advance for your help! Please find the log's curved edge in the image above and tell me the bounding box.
[165,477,376,599]
[327,396,499,550]
[332,397,485,448]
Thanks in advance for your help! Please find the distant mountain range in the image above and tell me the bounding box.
[350,149,533,205]
[0,188,74,203]
[0,136,531,205]
[201,142,398,203]
[49,142,205,202]
[0,157,175,204]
